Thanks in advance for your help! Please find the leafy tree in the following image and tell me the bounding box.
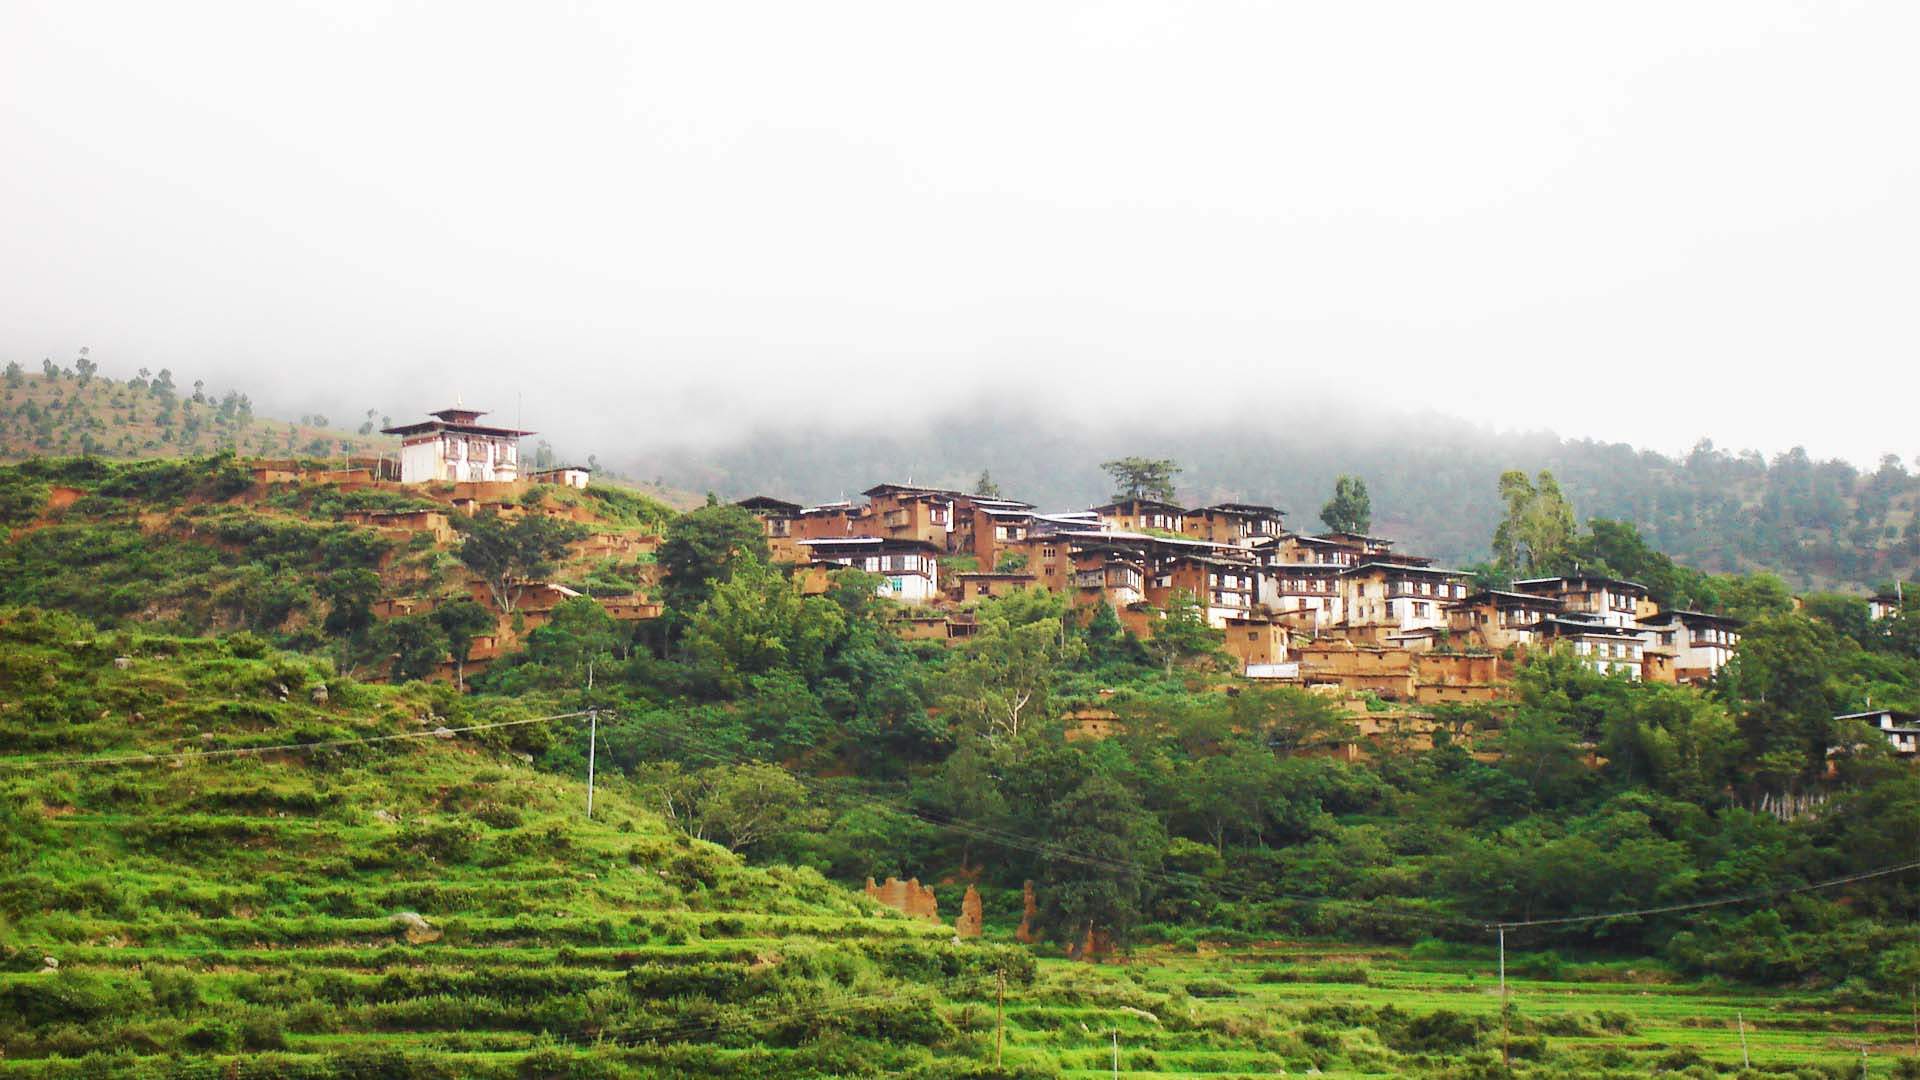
[514,596,620,692]
[638,761,820,855]
[73,348,96,386]
[1145,588,1220,674]
[657,503,769,614]
[371,615,448,682]
[1494,711,1592,810]
[319,568,381,637]
[1100,457,1181,503]
[1231,685,1355,753]
[682,557,844,692]
[1718,613,1854,786]
[1492,469,1576,574]
[1178,745,1282,851]
[1036,773,1166,955]
[1599,683,1742,802]
[973,469,1001,498]
[3,360,22,387]
[941,593,1082,742]
[1712,573,1795,623]
[453,509,585,614]
[1080,600,1128,665]
[40,358,59,379]
[433,598,496,692]
[1320,474,1372,533]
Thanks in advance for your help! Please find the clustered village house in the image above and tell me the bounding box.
[248,407,1915,759]
[735,483,1752,699]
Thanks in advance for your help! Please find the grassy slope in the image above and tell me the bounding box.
[1006,944,1917,1077]
[0,457,685,642]
[3,613,1911,1078]
[0,611,1029,1078]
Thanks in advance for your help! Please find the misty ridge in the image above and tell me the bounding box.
[621,397,1920,590]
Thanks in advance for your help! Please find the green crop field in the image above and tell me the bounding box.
[990,944,1920,1077]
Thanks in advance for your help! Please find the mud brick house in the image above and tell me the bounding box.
[1512,572,1653,629]
[381,406,532,484]
[1339,562,1472,638]
[1070,547,1150,610]
[1318,531,1399,558]
[1259,562,1347,630]
[1638,609,1742,682]
[1278,533,1363,566]
[1148,553,1259,627]
[1446,589,1565,651]
[966,499,1045,569]
[1296,641,1417,699]
[860,483,961,548]
[339,508,457,544]
[1536,615,1647,678]
[797,537,941,604]
[1222,616,1289,671]
[736,496,807,563]
[1412,652,1507,704]
[1183,502,1285,546]
[1091,498,1188,535]
[954,571,1040,601]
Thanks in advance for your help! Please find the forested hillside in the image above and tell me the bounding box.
[6,463,1920,1075]
[0,360,386,462]
[639,409,1920,590]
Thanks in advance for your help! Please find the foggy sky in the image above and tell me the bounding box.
[3,1,1915,466]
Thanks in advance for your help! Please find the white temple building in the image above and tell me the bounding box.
[381,406,533,484]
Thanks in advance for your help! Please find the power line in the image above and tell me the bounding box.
[8,702,1916,941]
[0,710,594,772]
[1487,859,1920,930]
[630,719,1920,937]
[636,723,1488,932]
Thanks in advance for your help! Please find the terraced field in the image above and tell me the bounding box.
[987,942,1920,1077]
[5,612,1916,1077]
[0,615,1030,1078]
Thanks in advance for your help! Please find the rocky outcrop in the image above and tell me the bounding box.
[1069,925,1113,962]
[864,876,939,922]
[1015,880,1038,943]
[956,885,983,938]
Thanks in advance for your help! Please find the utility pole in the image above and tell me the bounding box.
[1736,1010,1749,1069]
[585,709,598,820]
[994,968,1005,1068]
[1498,926,1510,1073]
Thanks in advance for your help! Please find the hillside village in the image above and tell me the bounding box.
[152,404,1915,763]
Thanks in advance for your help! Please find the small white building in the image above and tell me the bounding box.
[1639,610,1741,681]
[798,538,941,604]
[1835,709,1920,758]
[1259,562,1347,631]
[1868,592,1904,620]
[1539,615,1645,678]
[382,407,533,484]
[1512,573,1650,630]
[531,465,592,490]
[1340,562,1472,633]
